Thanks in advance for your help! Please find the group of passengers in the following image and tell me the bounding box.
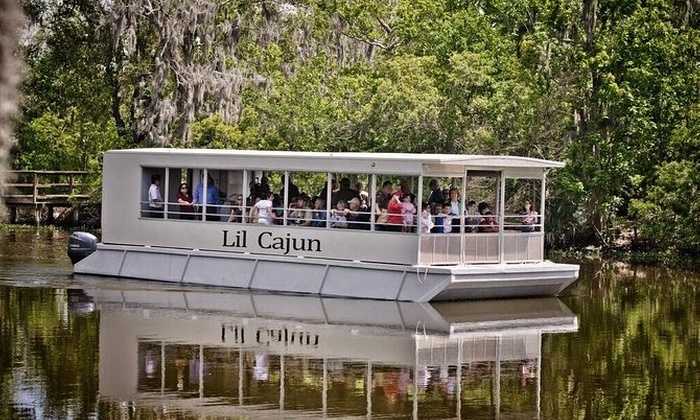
[422,180,539,234]
[166,175,538,233]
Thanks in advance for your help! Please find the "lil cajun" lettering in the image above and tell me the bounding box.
[222,229,322,255]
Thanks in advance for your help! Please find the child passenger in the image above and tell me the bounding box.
[420,203,434,233]
[311,197,327,228]
[432,204,443,233]
[329,200,348,228]
[440,202,453,233]
[401,194,416,232]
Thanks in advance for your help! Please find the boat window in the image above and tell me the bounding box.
[180,169,227,221]
[504,178,542,232]
[166,168,194,220]
[276,170,322,227]
[139,164,545,238]
[140,167,166,219]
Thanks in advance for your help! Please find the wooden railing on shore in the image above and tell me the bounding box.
[1,170,94,225]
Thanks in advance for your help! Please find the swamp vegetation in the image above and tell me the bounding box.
[8,0,700,267]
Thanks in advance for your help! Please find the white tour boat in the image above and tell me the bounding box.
[70,148,579,301]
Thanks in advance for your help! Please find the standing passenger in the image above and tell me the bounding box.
[399,179,416,205]
[147,174,164,218]
[375,181,393,210]
[279,174,300,204]
[401,194,416,232]
[427,179,444,211]
[251,191,276,225]
[332,177,360,206]
[355,181,370,211]
[520,200,538,232]
[194,175,223,221]
[385,191,404,232]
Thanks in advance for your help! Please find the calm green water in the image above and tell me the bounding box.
[0,229,698,419]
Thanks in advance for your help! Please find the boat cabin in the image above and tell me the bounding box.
[106,149,559,267]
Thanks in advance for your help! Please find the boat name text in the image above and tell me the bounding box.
[221,324,320,348]
[222,229,322,255]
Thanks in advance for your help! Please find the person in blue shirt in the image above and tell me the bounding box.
[194,175,223,221]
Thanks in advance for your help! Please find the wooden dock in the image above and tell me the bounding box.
[1,170,93,225]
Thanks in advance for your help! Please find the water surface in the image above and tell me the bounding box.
[0,229,698,419]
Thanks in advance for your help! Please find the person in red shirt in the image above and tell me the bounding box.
[386,191,404,232]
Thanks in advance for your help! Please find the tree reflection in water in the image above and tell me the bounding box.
[0,259,698,419]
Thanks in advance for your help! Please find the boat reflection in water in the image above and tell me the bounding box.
[83,279,578,419]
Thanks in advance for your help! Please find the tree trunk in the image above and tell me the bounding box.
[0,0,21,191]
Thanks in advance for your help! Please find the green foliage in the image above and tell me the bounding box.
[15,0,122,172]
[12,0,700,260]
[188,115,258,150]
[16,112,121,172]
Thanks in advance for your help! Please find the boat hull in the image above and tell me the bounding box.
[74,244,579,302]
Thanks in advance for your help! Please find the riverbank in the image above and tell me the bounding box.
[548,246,700,271]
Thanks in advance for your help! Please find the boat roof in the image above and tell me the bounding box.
[108,148,565,170]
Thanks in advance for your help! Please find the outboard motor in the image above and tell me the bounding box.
[67,231,98,264]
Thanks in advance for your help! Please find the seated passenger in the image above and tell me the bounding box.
[227,194,245,223]
[346,197,369,230]
[310,197,327,227]
[479,211,499,232]
[288,196,312,226]
[464,200,481,232]
[375,205,389,230]
[329,200,348,228]
[520,199,538,232]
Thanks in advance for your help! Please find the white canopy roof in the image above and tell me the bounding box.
[108,148,563,176]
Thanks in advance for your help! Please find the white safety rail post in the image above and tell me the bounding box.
[540,172,547,260]
[460,170,468,264]
[242,170,249,222]
[498,173,505,264]
[370,174,377,232]
[416,175,424,264]
[282,170,289,226]
[325,172,332,228]
[164,168,170,219]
